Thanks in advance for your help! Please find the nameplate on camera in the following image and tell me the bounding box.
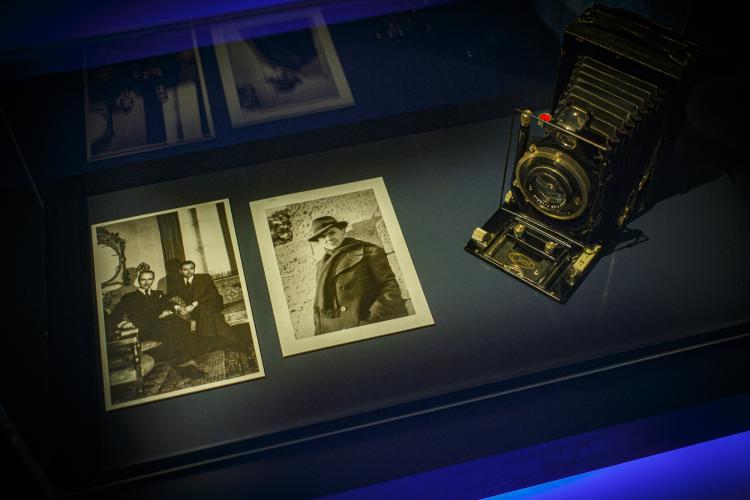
[466,208,600,302]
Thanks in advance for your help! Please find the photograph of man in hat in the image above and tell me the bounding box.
[251,178,434,356]
[309,215,408,335]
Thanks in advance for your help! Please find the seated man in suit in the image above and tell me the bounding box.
[171,260,232,341]
[107,267,206,378]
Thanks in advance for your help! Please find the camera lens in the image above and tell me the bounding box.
[514,147,590,220]
[532,171,567,208]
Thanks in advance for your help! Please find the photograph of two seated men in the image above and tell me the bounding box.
[94,200,263,409]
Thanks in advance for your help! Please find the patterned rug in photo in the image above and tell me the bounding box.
[111,349,255,404]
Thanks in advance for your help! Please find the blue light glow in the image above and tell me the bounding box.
[485,430,750,499]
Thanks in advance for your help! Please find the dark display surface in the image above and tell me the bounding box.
[81,117,750,470]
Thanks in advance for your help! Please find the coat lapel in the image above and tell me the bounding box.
[331,247,364,278]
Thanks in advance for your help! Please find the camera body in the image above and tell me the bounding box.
[466,6,696,302]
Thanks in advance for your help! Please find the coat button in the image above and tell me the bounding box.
[340,306,347,312]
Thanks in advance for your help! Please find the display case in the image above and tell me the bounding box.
[3,0,749,497]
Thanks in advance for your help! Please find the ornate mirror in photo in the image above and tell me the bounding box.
[91,200,264,410]
[211,8,354,127]
[84,30,215,161]
[250,177,433,356]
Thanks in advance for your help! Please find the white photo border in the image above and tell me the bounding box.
[91,199,265,410]
[250,177,434,356]
[211,8,354,127]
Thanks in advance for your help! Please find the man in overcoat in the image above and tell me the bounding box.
[309,216,408,335]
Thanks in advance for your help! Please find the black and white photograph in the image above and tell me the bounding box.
[211,9,354,127]
[92,200,264,410]
[84,31,214,161]
[250,178,433,356]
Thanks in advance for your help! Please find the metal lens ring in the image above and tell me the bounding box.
[515,147,590,220]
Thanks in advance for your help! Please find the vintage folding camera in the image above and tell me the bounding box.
[466,6,696,302]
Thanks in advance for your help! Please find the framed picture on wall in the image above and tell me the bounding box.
[84,30,215,161]
[91,199,264,410]
[211,8,354,127]
[250,177,434,356]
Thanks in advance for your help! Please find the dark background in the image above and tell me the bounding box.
[3,0,749,498]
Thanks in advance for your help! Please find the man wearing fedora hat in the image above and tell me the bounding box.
[308,215,407,335]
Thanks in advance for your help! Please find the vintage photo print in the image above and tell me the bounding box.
[84,30,214,161]
[250,178,433,356]
[92,200,264,410]
[211,8,354,127]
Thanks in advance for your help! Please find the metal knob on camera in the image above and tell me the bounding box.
[566,245,601,286]
[471,227,491,249]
